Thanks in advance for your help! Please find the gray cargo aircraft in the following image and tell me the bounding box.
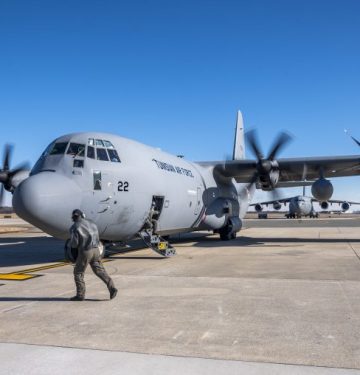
[1,111,360,255]
[252,192,360,219]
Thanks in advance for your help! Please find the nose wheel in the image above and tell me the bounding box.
[218,217,241,241]
[218,224,237,241]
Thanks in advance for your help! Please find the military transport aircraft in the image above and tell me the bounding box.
[251,189,360,218]
[0,111,360,256]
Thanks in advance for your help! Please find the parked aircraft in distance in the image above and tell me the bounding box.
[251,188,360,219]
[1,111,360,255]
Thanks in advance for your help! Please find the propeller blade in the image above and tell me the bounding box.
[267,132,292,160]
[244,129,293,192]
[351,136,360,147]
[0,171,7,183]
[246,129,263,161]
[0,144,30,193]
[8,162,31,178]
[0,184,4,207]
[242,172,259,194]
[269,187,283,202]
[3,144,13,171]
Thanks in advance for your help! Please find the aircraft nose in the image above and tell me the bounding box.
[13,172,82,239]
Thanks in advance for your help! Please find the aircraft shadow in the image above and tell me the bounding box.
[188,236,360,248]
[0,235,165,268]
[0,236,65,268]
[109,256,165,260]
[170,234,360,248]
[1,233,359,269]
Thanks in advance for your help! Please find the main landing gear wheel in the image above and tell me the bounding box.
[219,225,237,241]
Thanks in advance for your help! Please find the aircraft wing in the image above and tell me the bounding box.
[249,197,291,206]
[311,198,360,205]
[199,155,360,183]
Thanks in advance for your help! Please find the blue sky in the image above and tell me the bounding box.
[1,0,360,206]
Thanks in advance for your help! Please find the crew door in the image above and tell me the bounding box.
[87,169,117,234]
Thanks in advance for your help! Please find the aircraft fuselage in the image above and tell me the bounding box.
[13,132,252,241]
[288,196,314,217]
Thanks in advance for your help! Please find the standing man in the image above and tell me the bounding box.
[69,209,117,301]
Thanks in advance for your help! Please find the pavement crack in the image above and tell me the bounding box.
[347,242,360,262]
[1,304,27,313]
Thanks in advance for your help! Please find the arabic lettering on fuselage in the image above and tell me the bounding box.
[152,159,194,178]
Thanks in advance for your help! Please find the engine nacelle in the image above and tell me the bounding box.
[311,178,333,201]
[273,201,281,210]
[254,204,263,212]
[202,198,239,230]
[320,201,329,210]
[259,168,280,191]
[341,202,350,211]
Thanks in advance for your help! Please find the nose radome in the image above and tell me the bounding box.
[13,172,82,239]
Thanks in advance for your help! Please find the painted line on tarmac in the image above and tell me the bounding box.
[0,258,114,281]
[0,273,39,281]
[0,262,69,281]
[0,241,25,246]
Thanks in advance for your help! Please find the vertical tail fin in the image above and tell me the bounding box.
[232,110,245,160]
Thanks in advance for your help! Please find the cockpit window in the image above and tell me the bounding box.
[49,142,68,155]
[85,138,121,162]
[40,142,55,157]
[87,146,95,159]
[108,149,121,162]
[67,143,85,157]
[73,159,84,168]
[96,148,109,161]
[103,140,114,148]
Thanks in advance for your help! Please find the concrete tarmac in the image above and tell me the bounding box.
[0,218,360,374]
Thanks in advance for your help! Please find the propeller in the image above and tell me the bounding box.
[351,136,360,147]
[0,144,30,206]
[344,129,360,147]
[244,129,292,193]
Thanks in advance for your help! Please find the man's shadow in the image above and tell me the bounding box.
[0,297,108,302]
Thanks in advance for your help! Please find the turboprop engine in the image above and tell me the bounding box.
[341,202,350,211]
[311,178,333,201]
[254,203,263,212]
[202,198,240,230]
